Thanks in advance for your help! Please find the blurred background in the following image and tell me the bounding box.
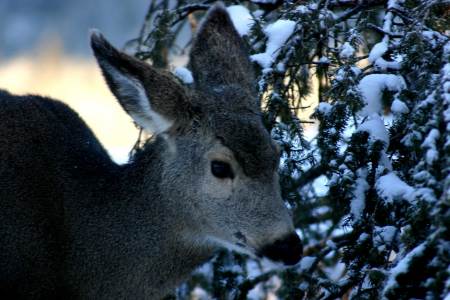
[0,0,153,162]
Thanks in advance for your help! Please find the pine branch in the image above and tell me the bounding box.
[235,270,278,300]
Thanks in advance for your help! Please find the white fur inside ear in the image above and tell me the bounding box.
[103,62,173,134]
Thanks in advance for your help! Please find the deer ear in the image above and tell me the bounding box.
[90,30,192,135]
[188,4,255,92]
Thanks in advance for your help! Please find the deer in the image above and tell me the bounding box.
[0,4,302,299]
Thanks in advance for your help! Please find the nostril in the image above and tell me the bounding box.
[258,233,303,266]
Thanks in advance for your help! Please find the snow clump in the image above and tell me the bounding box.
[173,67,193,84]
[251,20,296,69]
[358,74,406,116]
[340,42,355,59]
[376,172,415,204]
[227,5,254,36]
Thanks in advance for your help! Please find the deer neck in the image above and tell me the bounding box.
[94,138,216,296]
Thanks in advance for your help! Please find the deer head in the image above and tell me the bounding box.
[91,4,302,266]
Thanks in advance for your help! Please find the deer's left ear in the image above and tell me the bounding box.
[188,4,255,94]
[91,31,193,135]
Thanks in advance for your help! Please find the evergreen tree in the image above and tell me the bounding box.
[129,1,449,299]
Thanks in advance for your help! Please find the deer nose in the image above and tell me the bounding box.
[258,233,303,265]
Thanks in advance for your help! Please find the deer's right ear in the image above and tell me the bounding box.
[90,31,192,135]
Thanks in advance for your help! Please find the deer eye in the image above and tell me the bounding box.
[211,161,234,179]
